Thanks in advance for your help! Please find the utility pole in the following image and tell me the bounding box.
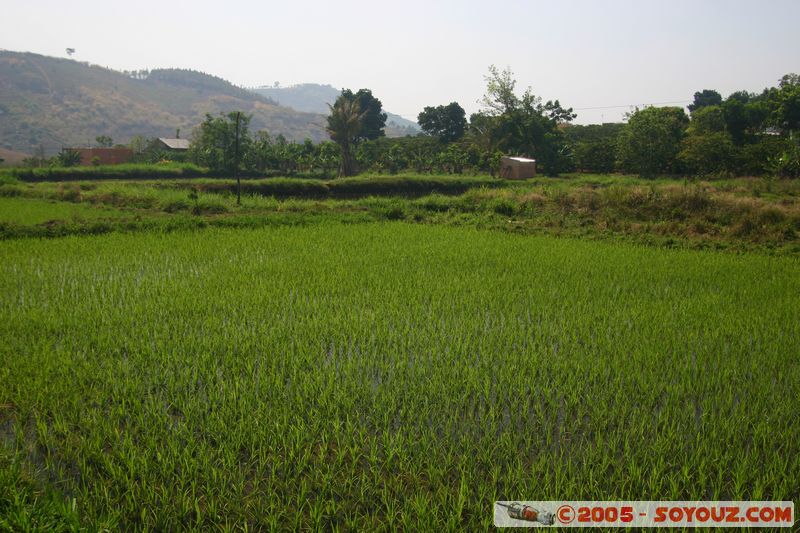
[234,111,241,206]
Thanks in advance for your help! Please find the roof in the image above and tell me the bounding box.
[503,156,536,163]
[158,138,190,150]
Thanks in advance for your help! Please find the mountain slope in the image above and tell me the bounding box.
[0,51,329,154]
[251,83,420,135]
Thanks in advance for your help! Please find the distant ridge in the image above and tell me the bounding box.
[0,51,329,155]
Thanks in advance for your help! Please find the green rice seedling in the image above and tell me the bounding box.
[1,223,798,529]
[0,197,126,225]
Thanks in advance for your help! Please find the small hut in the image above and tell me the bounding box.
[156,138,191,152]
[500,156,536,179]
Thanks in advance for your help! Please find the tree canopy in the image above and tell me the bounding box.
[469,65,576,175]
[56,148,82,167]
[688,90,723,112]
[616,106,689,177]
[773,74,800,134]
[159,72,800,180]
[417,102,467,143]
[187,112,251,173]
[338,89,386,142]
[95,135,113,148]
[326,96,367,177]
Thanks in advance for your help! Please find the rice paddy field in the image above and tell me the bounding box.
[0,197,127,226]
[1,220,799,530]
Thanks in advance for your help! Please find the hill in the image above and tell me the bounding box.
[0,51,330,155]
[0,147,30,167]
[251,83,420,136]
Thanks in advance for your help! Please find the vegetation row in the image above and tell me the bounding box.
[8,69,800,181]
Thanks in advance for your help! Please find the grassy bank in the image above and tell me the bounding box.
[1,175,798,253]
[1,173,505,198]
[176,174,506,198]
[0,163,210,182]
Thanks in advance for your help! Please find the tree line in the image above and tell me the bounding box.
[183,67,580,177]
[185,67,798,179]
[22,67,799,178]
[573,75,800,178]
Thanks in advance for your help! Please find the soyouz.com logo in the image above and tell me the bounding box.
[494,501,795,528]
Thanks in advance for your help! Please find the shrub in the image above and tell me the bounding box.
[678,133,736,176]
[767,141,800,178]
[574,139,617,173]
[490,197,517,216]
[381,200,406,220]
[735,137,792,176]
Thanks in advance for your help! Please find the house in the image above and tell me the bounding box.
[156,138,191,151]
[500,156,536,179]
[75,148,133,166]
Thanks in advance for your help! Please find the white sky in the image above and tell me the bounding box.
[2,0,799,124]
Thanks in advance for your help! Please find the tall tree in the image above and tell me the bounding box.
[779,73,800,88]
[470,65,575,175]
[326,97,366,177]
[688,89,723,112]
[773,73,800,134]
[339,89,386,142]
[417,102,467,143]
[188,112,251,173]
[56,148,82,167]
[721,97,750,144]
[564,123,625,173]
[616,106,689,177]
[678,132,735,176]
[480,65,519,115]
[687,105,726,134]
[720,92,770,144]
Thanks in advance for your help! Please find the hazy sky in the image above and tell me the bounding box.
[2,0,799,124]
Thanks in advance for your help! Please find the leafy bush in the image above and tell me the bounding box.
[678,133,736,176]
[574,139,617,173]
[616,107,689,177]
[735,137,792,176]
[767,140,800,178]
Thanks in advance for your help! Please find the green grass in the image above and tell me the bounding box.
[163,174,505,198]
[2,175,798,254]
[0,197,127,225]
[0,162,209,182]
[1,223,798,529]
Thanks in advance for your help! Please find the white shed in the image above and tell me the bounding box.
[157,138,191,151]
[500,156,536,179]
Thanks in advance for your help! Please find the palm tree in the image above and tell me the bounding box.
[57,148,83,167]
[326,97,366,177]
